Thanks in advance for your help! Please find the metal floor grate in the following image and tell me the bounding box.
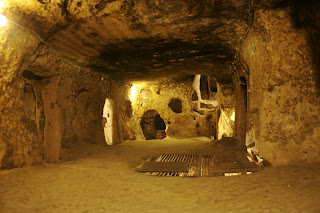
[135,153,261,177]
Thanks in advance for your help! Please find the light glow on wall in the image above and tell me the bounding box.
[230,111,235,121]
[0,14,7,27]
[0,1,5,12]
[130,85,138,101]
[217,109,235,139]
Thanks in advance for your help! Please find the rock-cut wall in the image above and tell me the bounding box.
[111,77,234,142]
[241,8,320,166]
[0,13,44,169]
[0,10,111,168]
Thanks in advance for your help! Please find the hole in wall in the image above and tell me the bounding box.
[168,98,182,113]
[21,70,48,80]
[200,76,209,100]
[209,77,218,93]
[95,1,107,10]
[140,110,166,140]
[239,76,246,86]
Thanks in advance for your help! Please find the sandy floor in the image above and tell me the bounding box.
[0,137,320,213]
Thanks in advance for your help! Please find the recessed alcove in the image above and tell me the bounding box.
[168,98,183,113]
[140,110,166,140]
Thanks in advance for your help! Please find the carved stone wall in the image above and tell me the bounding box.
[241,9,320,165]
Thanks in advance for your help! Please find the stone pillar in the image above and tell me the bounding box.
[42,78,62,163]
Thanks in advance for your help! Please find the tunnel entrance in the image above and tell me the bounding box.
[140,110,166,140]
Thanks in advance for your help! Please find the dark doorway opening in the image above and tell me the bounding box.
[200,76,209,100]
[140,110,166,140]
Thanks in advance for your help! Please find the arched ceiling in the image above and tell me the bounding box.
[3,0,251,81]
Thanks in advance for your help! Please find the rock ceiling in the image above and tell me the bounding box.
[3,0,251,81]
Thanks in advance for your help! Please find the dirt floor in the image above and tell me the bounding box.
[0,137,319,213]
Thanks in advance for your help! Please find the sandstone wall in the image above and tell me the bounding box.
[57,70,110,147]
[112,77,229,141]
[0,12,111,168]
[241,9,320,165]
[0,13,43,169]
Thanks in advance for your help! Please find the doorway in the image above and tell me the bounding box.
[103,98,114,145]
[140,110,166,140]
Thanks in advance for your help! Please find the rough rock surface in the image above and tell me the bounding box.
[241,8,320,166]
[1,0,320,169]
[0,11,111,167]
[56,70,110,146]
[2,0,249,81]
[111,77,226,141]
[0,11,44,169]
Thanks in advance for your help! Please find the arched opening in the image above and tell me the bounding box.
[102,98,114,145]
[140,110,166,140]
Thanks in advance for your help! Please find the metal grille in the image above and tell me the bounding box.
[135,153,261,177]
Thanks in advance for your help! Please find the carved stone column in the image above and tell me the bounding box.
[42,78,62,163]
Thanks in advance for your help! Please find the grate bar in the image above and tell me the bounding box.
[136,153,261,177]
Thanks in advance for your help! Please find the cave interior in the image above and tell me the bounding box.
[1,0,320,212]
[0,0,320,169]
